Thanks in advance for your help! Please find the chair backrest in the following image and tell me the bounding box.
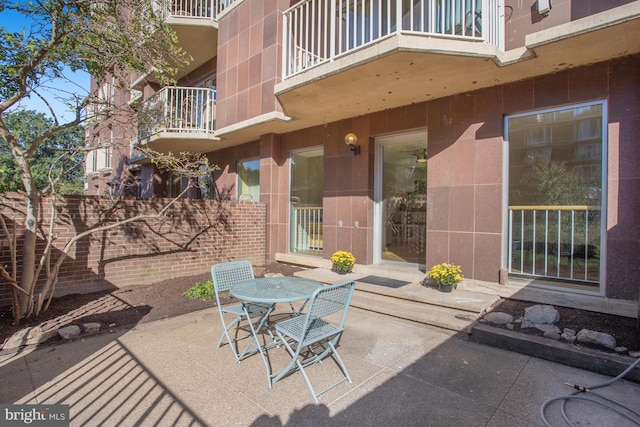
[305,280,356,330]
[211,260,255,304]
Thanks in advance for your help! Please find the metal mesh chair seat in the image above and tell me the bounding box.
[277,318,338,347]
[211,260,275,362]
[272,280,356,403]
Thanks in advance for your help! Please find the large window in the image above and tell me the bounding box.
[237,158,260,201]
[506,102,606,291]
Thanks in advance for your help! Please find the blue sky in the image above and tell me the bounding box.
[2,8,91,122]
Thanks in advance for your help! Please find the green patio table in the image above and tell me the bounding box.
[230,277,324,387]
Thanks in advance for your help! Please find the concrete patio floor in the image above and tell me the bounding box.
[1,305,640,426]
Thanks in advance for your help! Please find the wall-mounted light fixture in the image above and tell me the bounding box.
[416,148,427,163]
[538,0,552,15]
[344,133,360,155]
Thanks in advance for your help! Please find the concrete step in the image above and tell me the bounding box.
[350,291,480,333]
[294,267,499,333]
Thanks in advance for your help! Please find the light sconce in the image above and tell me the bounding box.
[416,149,427,163]
[344,133,360,155]
[537,0,552,16]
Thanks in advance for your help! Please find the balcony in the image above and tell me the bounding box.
[134,86,218,156]
[283,0,500,79]
[275,1,640,128]
[129,138,149,164]
[160,1,239,78]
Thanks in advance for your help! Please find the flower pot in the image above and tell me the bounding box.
[333,265,351,275]
[438,283,453,293]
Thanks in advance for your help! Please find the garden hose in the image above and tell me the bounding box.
[540,357,640,426]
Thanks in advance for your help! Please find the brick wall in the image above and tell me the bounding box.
[0,193,266,306]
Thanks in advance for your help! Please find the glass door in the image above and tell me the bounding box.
[290,148,324,256]
[375,132,427,265]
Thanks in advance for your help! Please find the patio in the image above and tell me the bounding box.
[2,303,639,426]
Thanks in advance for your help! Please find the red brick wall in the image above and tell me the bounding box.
[0,193,266,306]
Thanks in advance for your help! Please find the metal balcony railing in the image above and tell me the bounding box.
[283,0,503,78]
[162,0,238,19]
[508,205,601,283]
[137,87,216,141]
[292,205,323,255]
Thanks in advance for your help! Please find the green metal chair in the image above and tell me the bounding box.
[211,260,274,363]
[271,280,356,403]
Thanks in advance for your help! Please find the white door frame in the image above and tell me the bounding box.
[373,130,428,265]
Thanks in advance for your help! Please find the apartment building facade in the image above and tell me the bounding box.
[86,0,640,309]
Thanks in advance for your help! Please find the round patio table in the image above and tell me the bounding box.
[231,276,323,305]
[230,276,324,388]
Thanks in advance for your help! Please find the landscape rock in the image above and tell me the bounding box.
[630,351,640,358]
[484,312,514,325]
[83,323,101,333]
[561,328,577,342]
[576,329,617,350]
[521,305,560,331]
[58,325,81,340]
[615,347,628,354]
[264,273,285,278]
[2,327,44,350]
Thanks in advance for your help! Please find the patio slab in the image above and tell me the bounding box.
[1,306,639,426]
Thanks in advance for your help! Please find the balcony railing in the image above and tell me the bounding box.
[137,87,216,141]
[292,205,323,255]
[508,205,601,283]
[162,0,238,19]
[283,0,502,78]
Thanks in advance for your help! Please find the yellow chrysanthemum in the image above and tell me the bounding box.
[427,263,464,286]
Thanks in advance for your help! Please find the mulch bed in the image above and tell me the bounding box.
[0,263,304,347]
[487,298,640,352]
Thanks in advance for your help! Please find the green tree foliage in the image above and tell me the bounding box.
[0,0,192,321]
[511,160,586,206]
[0,109,84,194]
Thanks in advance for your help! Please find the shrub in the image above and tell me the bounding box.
[183,280,215,302]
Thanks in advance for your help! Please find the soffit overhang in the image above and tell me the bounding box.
[270,3,640,132]
[167,18,218,80]
[141,132,221,154]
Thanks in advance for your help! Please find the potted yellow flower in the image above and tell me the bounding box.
[330,251,356,274]
[427,263,463,292]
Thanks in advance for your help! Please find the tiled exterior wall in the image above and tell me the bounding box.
[504,0,636,50]
[0,193,266,307]
[210,55,639,301]
[215,0,286,128]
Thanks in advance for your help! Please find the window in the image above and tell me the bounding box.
[506,101,606,290]
[237,158,260,201]
[170,173,184,198]
[92,135,100,172]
